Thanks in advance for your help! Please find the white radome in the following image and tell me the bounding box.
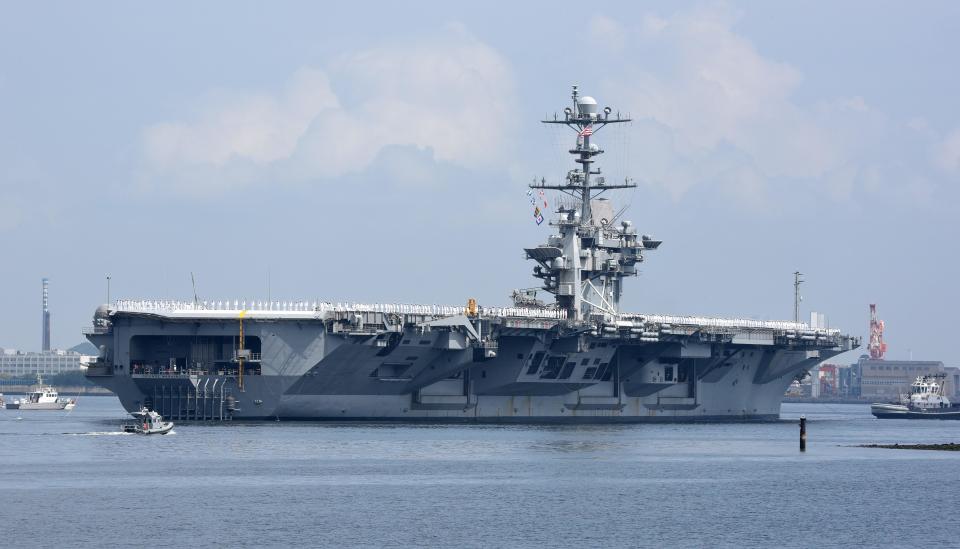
[578,96,598,115]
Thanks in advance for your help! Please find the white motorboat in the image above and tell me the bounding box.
[4,374,77,410]
[121,407,174,435]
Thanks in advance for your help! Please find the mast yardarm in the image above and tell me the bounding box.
[525,86,661,322]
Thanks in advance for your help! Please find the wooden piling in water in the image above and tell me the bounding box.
[799,415,807,452]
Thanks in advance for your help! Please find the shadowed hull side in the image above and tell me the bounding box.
[88,345,810,423]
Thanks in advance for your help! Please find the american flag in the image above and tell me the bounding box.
[579,125,593,137]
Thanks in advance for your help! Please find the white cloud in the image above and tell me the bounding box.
[640,14,668,35]
[937,128,960,173]
[0,197,24,231]
[588,15,627,52]
[602,5,914,205]
[619,6,838,197]
[144,68,339,170]
[140,26,516,193]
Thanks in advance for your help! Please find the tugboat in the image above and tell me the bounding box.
[871,374,960,419]
[121,407,174,435]
[4,374,77,410]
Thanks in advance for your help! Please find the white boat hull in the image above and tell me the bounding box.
[5,401,69,410]
[122,422,174,435]
[870,403,909,416]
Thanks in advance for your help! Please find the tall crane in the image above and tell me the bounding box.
[868,304,887,360]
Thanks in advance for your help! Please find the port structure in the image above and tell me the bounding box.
[528,86,660,322]
[868,304,887,359]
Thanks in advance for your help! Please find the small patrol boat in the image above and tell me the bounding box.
[4,374,77,410]
[871,374,960,419]
[122,407,174,434]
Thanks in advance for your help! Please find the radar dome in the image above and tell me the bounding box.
[577,96,598,116]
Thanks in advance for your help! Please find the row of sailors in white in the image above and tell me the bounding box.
[113,300,568,320]
[112,299,837,329]
[619,313,834,333]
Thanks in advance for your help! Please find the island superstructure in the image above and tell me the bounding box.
[84,86,859,421]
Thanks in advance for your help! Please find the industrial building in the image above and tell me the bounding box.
[855,357,958,399]
[855,304,958,398]
[790,304,959,400]
[0,348,92,377]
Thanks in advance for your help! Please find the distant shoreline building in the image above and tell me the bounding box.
[853,356,957,399]
[789,307,958,400]
[0,348,93,377]
[0,278,99,378]
[790,358,959,400]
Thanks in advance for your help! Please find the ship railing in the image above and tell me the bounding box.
[322,303,567,320]
[82,325,111,335]
[113,299,324,313]
[109,299,848,335]
[112,299,468,316]
[132,372,211,379]
[482,306,567,320]
[130,366,264,377]
[110,299,570,321]
[621,313,842,335]
[131,367,213,378]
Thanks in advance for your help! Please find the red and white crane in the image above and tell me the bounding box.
[868,304,887,360]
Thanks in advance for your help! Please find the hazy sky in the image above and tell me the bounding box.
[1,1,958,365]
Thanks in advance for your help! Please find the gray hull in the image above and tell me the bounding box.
[85,305,855,422]
[871,406,960,420]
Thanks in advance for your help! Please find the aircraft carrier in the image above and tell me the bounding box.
[84,86,859,422]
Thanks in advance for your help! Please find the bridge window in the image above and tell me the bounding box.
[559,362,577,379]
[526,352,546,375]
[539,356,565,379]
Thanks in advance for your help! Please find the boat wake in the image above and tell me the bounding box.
[66,431,133,436]
[65,430,177,436]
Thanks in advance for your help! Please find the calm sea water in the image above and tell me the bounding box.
[1,397,958,548]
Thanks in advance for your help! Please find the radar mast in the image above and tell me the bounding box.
[525,86,661,323]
